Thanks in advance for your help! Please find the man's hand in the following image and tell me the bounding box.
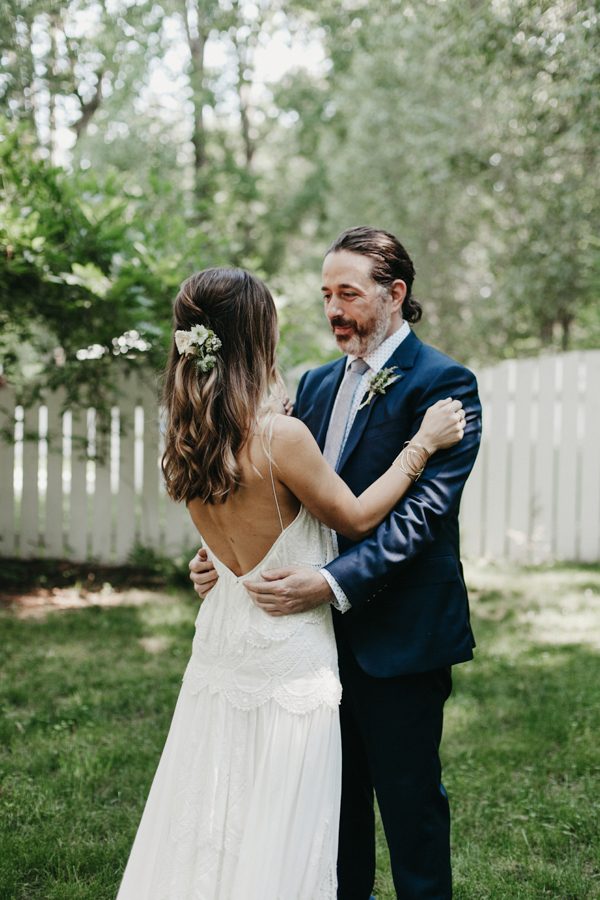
[244,566,333,616]
[189,548,218,598]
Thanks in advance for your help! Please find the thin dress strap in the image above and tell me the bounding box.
[266,416,285,535]
[268,452,285,535]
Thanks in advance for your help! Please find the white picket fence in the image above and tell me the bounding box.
[0,374,200,563]
[0,351,599,564]
[460,350,600,563]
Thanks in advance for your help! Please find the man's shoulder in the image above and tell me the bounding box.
[412,336,477,384]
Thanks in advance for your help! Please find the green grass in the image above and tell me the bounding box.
[1,564,599,898]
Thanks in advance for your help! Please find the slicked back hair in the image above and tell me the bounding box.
[326,226,422,323]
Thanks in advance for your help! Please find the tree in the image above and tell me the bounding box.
[0,121,184,405]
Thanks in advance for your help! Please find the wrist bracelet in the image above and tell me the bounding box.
[395,454,419,481]
[393,442,429,481]
[407,441,433,458]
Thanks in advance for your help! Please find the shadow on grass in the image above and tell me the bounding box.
[0,597,197,900]
[373,640,600,900]
[1,577,599,899]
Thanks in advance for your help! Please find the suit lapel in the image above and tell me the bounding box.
[336,330,422,472]
[314,358,346,451]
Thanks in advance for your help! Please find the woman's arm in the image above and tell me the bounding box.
[324,366,481,609]
[272,398,464,541]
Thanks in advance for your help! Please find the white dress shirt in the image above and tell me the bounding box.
[321,321,412,612]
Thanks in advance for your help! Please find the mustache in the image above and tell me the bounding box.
[329,316,356,330]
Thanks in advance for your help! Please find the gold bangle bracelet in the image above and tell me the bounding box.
[404,440,433,458]
[393,445,427,481]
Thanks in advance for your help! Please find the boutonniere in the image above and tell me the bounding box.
[357,366,400,410]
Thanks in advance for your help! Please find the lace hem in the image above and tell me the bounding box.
[182,661,342,713]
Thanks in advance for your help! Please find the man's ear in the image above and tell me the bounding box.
[390,279,407,312]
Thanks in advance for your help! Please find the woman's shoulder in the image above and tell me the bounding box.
[269,413,312,447]
[269,415,323,480]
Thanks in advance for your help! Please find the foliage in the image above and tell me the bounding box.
[1,0,598,392]
[0,120,184,404]
[0,562,599,897]
[302,0,600,362]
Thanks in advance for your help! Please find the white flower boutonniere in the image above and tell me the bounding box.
[357,366,400,410]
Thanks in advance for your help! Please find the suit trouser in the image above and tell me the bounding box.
[335,628,453,900]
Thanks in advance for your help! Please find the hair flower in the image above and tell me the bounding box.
[175,325,222,373]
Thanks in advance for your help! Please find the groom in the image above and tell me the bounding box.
[190,226,482,898]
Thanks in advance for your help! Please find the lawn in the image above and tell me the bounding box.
[1,564,599,899]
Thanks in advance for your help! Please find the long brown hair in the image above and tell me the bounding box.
[161,267,278,504]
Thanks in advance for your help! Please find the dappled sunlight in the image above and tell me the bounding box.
[519,597,600,651]
[138,635,172,655]
[1,586,185,621]
[464,562,600,653]
[444,695,482,738]
[136,595,197,630]
[2,566,598,899]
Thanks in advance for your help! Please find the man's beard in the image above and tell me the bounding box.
[330,302,392,357]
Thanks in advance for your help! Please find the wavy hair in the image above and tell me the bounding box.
[161,267,278,504]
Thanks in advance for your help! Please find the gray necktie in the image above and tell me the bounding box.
[323,358,370,468]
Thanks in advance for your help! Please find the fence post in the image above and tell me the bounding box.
[140,379,161,551]
[484,361,510,559]
[91,406,113,562]
[507,358,534,562]
[0,384,16,556]
[44,390,65,558]
[555,353,581,561]
[580,351,600,562]
[21,405,40,558]
[114,379,137,563]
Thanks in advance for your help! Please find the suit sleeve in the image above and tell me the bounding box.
[324,364,482,609]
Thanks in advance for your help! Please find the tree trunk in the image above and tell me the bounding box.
[182,0,210,206]
[48,16,58,162]
[560,314,572,352]
[72,73,104,141]
[23,22,40,142]
[230,4,262,261]
[235,46,255,170]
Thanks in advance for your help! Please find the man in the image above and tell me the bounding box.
[190,226,482,898]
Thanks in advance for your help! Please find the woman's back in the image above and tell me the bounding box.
[187,417,300,577]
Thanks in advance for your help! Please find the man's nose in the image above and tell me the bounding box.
[326,296,344,318]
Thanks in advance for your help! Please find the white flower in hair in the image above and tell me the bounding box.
[189,324,209,346]
[174,330,194,355]
[175,325,222,372]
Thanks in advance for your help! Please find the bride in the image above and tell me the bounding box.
[116,267,464,900]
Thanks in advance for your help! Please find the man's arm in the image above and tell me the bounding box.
[246,364,481,615]
[189,548,218,597]
[325,364,481,609]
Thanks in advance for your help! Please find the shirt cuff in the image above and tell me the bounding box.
[321,569,352,613]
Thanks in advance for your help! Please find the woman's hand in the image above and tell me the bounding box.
[415,398,466,453]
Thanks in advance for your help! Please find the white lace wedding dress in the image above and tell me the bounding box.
[116,504,342,900]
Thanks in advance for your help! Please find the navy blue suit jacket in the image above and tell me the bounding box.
[294,330,482,678]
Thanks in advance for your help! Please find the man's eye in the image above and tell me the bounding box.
[342,292,357,299]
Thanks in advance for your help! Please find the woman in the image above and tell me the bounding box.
[117,267,464,899]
